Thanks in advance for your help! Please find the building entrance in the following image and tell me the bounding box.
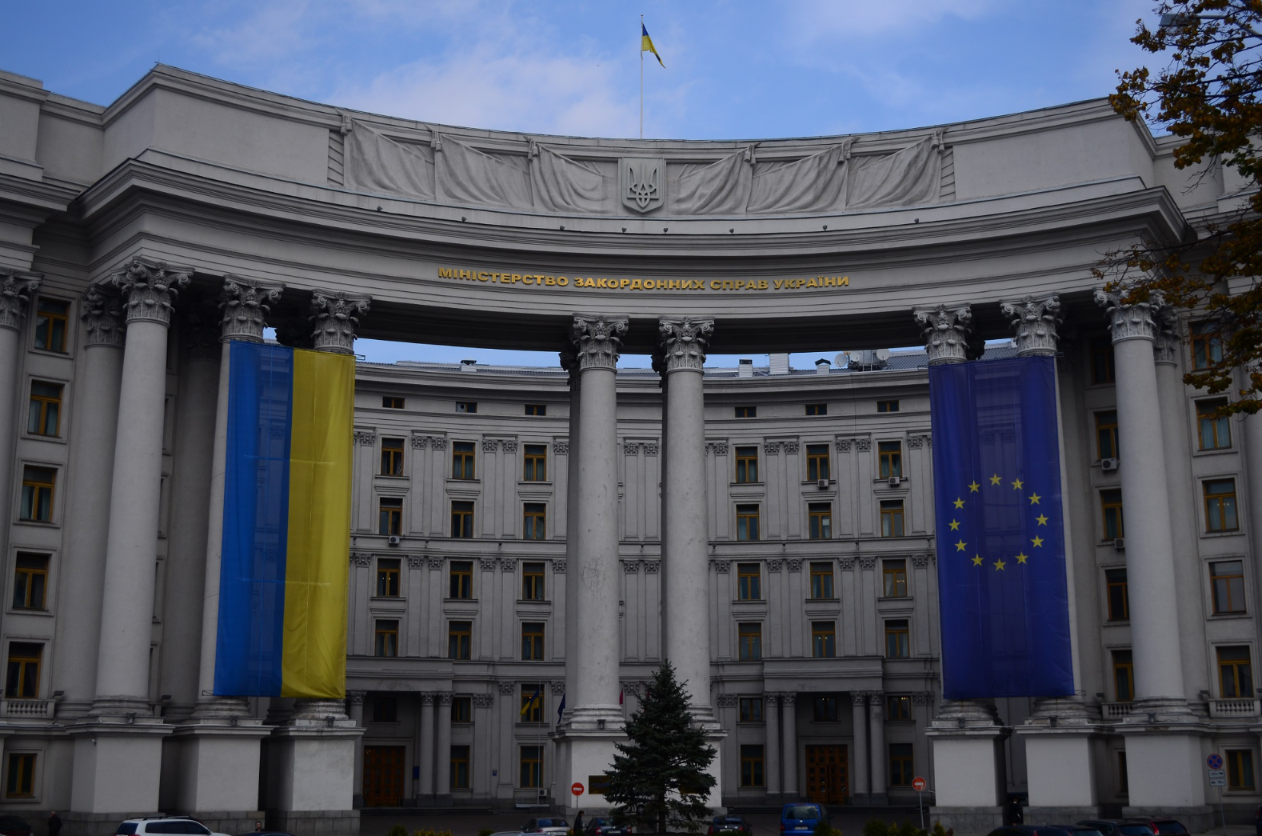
[364,745,407,807]
[805,745,848,805]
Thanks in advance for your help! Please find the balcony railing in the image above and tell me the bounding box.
[1100,702,1131,720]
[0,699,54,719]
[1208,698,1260,718]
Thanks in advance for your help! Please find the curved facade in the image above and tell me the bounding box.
[0,64,1259,835]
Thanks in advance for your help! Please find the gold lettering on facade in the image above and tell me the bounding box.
[436,267,849,293]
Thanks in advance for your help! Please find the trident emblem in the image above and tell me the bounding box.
[621,158,664,213]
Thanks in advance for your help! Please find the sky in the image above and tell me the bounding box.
[6,0,1161,368]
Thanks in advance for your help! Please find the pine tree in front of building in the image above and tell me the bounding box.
[603,661,717,834]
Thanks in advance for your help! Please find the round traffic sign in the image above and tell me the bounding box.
[912,776,927,792]
[1208,753,1224,770]
[572,782,585,796]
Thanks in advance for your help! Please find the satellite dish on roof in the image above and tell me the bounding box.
[835,352,849,368]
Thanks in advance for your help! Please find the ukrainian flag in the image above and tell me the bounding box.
[642,22,664,67]
[213,342,354,698]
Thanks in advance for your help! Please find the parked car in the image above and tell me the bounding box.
[0,816,31,836]
[986,827,1076,836]
[1147,821,1187,836]
[1046,825,1104,836]
[233,832,294,836]
[116,819,231,836]
[1077,821,1156,836]
[585,819,631,836]
[709,818,752,836]
[522,819,569,836]
[781,803,828,835]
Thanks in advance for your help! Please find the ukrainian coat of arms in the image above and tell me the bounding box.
[620,157,665,214]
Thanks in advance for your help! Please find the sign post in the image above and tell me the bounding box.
[912,777,927,831]
[1207,755,1226,832]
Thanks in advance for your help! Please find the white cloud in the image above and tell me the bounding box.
[782,0,996,42]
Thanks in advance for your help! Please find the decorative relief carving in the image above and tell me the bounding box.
[764,442,782,455]
[857,555,877,570]
[351,552,372,567]
[623,442,641,456]
[501,439,519,453]
[851,692,869,706]
[500,559,517,572]
[911,553,931,568]
[472,693,494,708]
[310,289,371,354]
[428,556,445,569]
[656,316,714,373]
[498,681,517,695]
[623,560,641,574]
[1001,294,1061,357]
[431,437,448,451]
[553,439,570,455]
[907,434,931,450]
[839,557,856,571]
[913,691,935,706]
[420,692,437,706]
[220,275,283,342]
[355,431,376,446]
[621,157,665,214]
[407,555,423,569]
[482,439,499,453]
[0,270,41,332]
[784,441,800,455]
[767,559,783,573]
[571,314,628,370]
[81,285,124,346]
[717,694,739,708]
[411,435,429,449]
[913,303,974,365]
[108,257,191,326]
[836,438,852,453]
[553,560,567,574]
[479,558,497,572]
[622,681,645,698]
[706,441,729,456]
[855,438,872,452]
[643,561,660,574]
[550,681,566,695]
[1095,288,1163,344]
[347,690,367,705]
[780,693,797,706]
[787,559,803,572]
[1154,307,1180,365]
[643,441,659,456]
[712,560,731,574]
[437,692,453,706]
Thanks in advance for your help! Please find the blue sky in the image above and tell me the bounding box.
[7,0,1159,367]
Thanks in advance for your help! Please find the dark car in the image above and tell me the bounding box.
[585,819,630,836]
[1148,822,1187,836]
[781,804,828,835]
[0,817,31,836]
[1047,825,1103,836]
[234,832,295,836]
[985,827,1076,836]
[523,820,569,836]
[710,817,752,836]
[1077,821,1156,836]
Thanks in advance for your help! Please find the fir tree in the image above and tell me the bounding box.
[602,661,717,834]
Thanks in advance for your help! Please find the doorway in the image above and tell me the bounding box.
[805,744,848,804]
[364,745,407,807]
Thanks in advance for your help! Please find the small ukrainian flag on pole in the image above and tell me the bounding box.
[642,21,665,67]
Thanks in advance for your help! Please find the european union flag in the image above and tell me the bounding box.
[930,355,1074,699]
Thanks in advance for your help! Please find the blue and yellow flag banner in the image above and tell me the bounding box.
[930,356,1074,699]
[214,342,354,699]
[642,22,665,67]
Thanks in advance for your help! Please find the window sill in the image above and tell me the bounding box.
[519,480,553,487]
[375,474,408,481]
[878,596,913,603]
[444,597,478,603]
[13,520,58,529]
[1193,447,1234,457]
[21,434,67,446]
[1202,530,1244,539]
[517,599,551,605]
[6,608,53,618]
[1209,611,1250,620]
[806,597,839,603]
[28,347,72,361]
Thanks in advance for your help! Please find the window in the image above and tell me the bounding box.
[451,696,472,723]
[809,562,834,599]
[1198,400,1232,450]
[525,404,547,416]
[813,697,838,722]
[889,743,914,787]
[885,620,909,659]
[450,561,473,599]
[883,559,908,598]
[520,685,544,722]
[812,622,836,658]
[738,623,762,661]
[5,752,34,798]
[519,745,543,788]
[1090,336,1116,384]
[737,564,761,600]
[805,403,827,416]
[380,438,404,475]
[456,401,478,413]
[451,745,471,789]
[736,505,760,541]
[451,501,474,538]
[738,697,763,722]
[887,694,912,721]
[808,503,832,540]
[12,553,48,611]
[382,396,404,409]
[1113,649,1134,702]
[878,441,903,478]
[1218,646,1254,698]
[27,381,62,437]
[372,695,397,722]
[376,558,400,597]
[448,621,471,660]
[34,299,68,353]
[877,399,900,413]
[735,406,756,419]
[1101,489,1124,540]
[5,643,41,698]
[1095,410,1118,460]
[521,623,545,661]
[735,446,758,483]
[1227,749,1256,791]
[1211,560,1246,615]
[452,442,476,479]
[740,745,764,787]
[806,444,830,481]
[522,562,545,600]
[19,466,55,522]
[880,500,905,538]
[523,444,547,481]
[1118,751,1129,794]
[1105,568,1129,621]
[523,503,546,540]
[378,497,402,536]
[1205,479,1239,532]
[1191,322,1224,370]
[374,619,398,657]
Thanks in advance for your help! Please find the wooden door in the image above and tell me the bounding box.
[364,745,406,807]
[805,745,848,804]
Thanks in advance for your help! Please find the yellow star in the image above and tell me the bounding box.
[971,555,984,567]
[989,474,1002,486]
[994,558,1006,570]
[1035,514,1048,526]
[955,539,967,552]
[968,481,980,493]
[949,519,961,531]
[953,497,965,509]
[1015,552,1028,564]
[1011,478,1024,490]
[1031,535,1044,548]
[1029,492,1041,505]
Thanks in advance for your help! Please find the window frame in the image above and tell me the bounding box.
[19,466,56,523]
[524,404,547,416]
[882,559,908,598]
[12,553,49,611]
[1105,567,1129,622]
[878,441,903,479]
[806,444,830,481]
[376,557,401,598]
[1101,489,1124,541]
[382,396,405,409]
[448,621,472,660]
[520,684,545,723]
[451,500,475,538]
[5,752,35,799]
[734,446,759,483]
[887,694,912,721]
[451,696,472,723]
[889,743,914,787]
[33,298,69,354]
[735,406,756,419]
[809,562,835,599]
[812,696,838,722]
[884,619,910,659]
[455,401,478,414]
[736,504,760,541]
[1113,648,1134,702]
[522,562,545,600]
[521,622,546,661]
[523,444,548,481]
[737,622,762,661]
[378,496,403,536]
[519,744,543,788]
[880,499,905,538]
[876,399,900,413]
[807,503,832,540]
[452,442,476,479]
[449,561,473,599]
[739,745,765,787]
[5,642,42,698]
[1217,645,1254,699]
[523,503,547,540]
[738,696,763,723]
[1227,749,1256,791]
[805,403,827,417]
[1095,410,1118,460]
[811,621,836,658]
[26,381,63,438]
[379,437,405,476]
[1204,478,1240,533]
[1211,560,1247,615]
[1196,400,1232,451]
[736,563,761,601]
[1089,336,1116,384]
[1191,321,1224,371]
[450,744,471,789]
[374,619,399,657]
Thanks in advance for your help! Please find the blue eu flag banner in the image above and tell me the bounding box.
[930,355,1074,699]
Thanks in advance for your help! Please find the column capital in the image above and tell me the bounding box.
[655,316,714,374]
[850,692,869,707]
[347,690,367,705]
[0,269,42,332]
[1094,287,1165,344]
[81,285,125,347]
[437,692,454,706]
[1001,294,1062,357]
[420,692,437,706]
[1154,306,1180,365]
[310,289,371,354]
[913,303,974,365]
[220,275,284,343]
[108,257,191,326]
[779,692,797,707]
[570,314,628,371]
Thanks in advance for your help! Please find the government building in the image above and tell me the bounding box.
[0,64,1258,835]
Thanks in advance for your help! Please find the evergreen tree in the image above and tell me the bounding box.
[602,661,717,834]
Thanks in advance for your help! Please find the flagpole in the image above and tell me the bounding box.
[640,14,644,139]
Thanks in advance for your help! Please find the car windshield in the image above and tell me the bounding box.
[542,821,566,828]
[1155,826,1187,835]
[785,807,819,820]
[115,826,138,836]
[1119,828,1153,836]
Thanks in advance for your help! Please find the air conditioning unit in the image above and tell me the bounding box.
[817,478,829,489]
[888,476,901,487]
[388,535,402,546]
[537,789,548,801]
[1113,537,1125,550]
[1101,458,1119,472]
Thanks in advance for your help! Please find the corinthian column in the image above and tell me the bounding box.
[561,347,581,720]
[656,317,716,722]
[310,289,371,354]
[0,270,41,566]
[913,303,975,365]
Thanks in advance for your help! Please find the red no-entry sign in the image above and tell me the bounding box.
[572,782,585,796]
[912,776,927,792]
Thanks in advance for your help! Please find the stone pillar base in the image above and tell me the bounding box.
[927,806,1003,836]
[263,725,363,814]
[1117,726,1207,810]
[1024,806,1104,823]
[69,720,173,815]
[170,722,271,815]
[265,809,360,836]
[553,726,624,811]
[1017,724,1099,811]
